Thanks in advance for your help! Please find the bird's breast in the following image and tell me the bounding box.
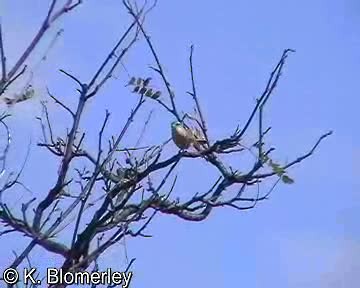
[172,127,192,149]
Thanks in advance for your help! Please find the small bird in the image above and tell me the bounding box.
[171,121,192,149]
[171,121,206,150]
[191,127,207,150]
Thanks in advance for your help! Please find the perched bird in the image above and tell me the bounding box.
[171,121,206,150]
[191,127,207,150]
[171,121,192,149]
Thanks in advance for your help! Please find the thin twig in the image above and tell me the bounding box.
[188,45,209,143]
[0,22,6,83]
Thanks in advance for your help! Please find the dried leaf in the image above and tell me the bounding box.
[139,87,147,95]
[269,160,285,176]
[151,91,161,99]
[136,78,143,85]
[127,77,136,86]
[145,88,153,97]
[143,77,151,87]
[282,174,295,184]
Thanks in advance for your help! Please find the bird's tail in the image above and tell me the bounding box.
[191,136,208,151]
[190,127,207,150]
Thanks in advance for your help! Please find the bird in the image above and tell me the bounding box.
[171,121,192,149]
[191,126,207,150]
[171,121,206,150]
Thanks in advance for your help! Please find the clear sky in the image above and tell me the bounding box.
[0,0,358,287]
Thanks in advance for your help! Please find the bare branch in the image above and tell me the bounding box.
[0,114,11,179]
[237,49,295,140]
[47,87,75,118]
[124,0,181,121]
[0,23,6,83]
[188,45,209,144]
[6,0,82,82]
[253,131,333,179]
[0,2,331,281]
[59,69,83,88]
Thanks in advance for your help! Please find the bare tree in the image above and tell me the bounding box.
[0,1,332,287]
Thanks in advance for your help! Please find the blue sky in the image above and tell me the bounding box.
[0,0,358,287]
